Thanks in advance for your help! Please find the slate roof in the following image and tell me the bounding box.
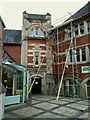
[0,82,6,94]
[4,29,21,44]
[72,2,90,20]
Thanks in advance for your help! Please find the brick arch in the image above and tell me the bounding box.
[28,24,46,33]
[81,77,90,85]
[30,74,43,79]
[63,76,80,85]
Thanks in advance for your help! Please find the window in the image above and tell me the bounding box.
[69,49,72,62]
[68,47,87,64]
[81,47,86,61]
[17,75,23,90]
[76,49,80,62]
[80,23,84,35]
[54,53,57,63]
[74,24,78,37]
[35,52,39,65]
[89,46,90,60]
[35,27,39,36]
[69,80,73,95]
[87,20,90,33]
[68,25,71,39]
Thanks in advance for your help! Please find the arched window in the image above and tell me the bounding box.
[29,26,45,38]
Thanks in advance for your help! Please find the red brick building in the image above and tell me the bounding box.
[3,29,21,64]
[48,2,90,98]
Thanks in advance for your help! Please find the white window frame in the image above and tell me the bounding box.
[68,47,88,64]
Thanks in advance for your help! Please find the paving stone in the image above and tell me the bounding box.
[62,98,79,102]
[33,102,58,110]
[4,113,18,118]
[32,95,55,101]
[49,99,69,105]
[52,106,80,117]
[12,107,43,117]
[33,97,53,101]
[79,112,89,118]
[66,103,88,111]
[76,100,89,106]
[35,112,66,118]
[32,100,41,105]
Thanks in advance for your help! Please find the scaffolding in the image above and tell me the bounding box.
[57,15,79,100]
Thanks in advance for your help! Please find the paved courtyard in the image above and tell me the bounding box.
[4,95,90,119]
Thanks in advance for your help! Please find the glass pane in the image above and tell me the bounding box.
[74,24,78,37]
[68,25,71,39]
[69,86,73,95]
[35,56,39,65]
[35,27,39,36]
[87,20,90,33]
[81,48,86,61]
[76,49,80,62]
[87,80,90,85]
[87,87,90,97]
[69,49,72,62]
[89,46,90,60]
[80,23,84,35]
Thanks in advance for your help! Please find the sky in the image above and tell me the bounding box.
[0,0,89,30]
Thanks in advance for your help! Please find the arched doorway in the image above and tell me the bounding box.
[31,76,42,94]
[81,77,90,98]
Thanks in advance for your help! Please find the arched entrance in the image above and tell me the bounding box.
[81,77,90,98]
[31,76,42,94]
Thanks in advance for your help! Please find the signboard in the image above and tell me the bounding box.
[82,66,90,73]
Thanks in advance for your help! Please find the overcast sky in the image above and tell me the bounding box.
[0,0,89,30]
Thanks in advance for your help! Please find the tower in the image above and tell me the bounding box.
[21,11,52,94]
